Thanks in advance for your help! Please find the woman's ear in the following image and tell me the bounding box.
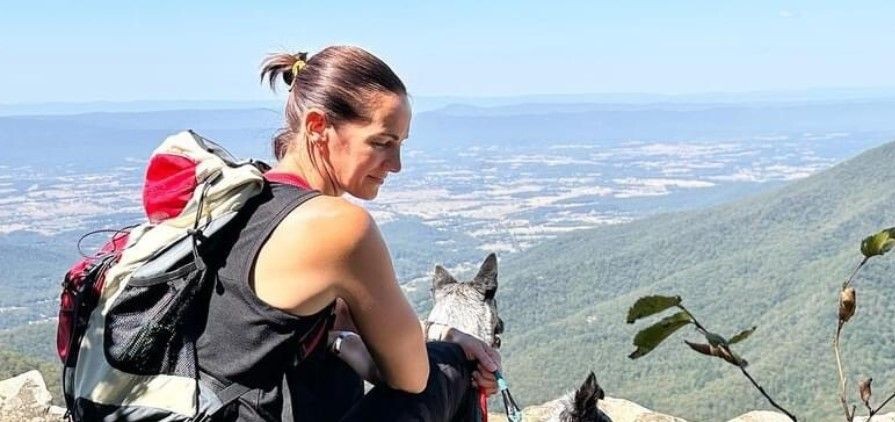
[303,108,329,143]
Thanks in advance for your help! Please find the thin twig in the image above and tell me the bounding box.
[834,256,868,422]
[843,257,869,289]
[834,323,854,422]
[678,304,797,420]
[869,390,895,418]
[677,304,708,333]
[735,355,797,421]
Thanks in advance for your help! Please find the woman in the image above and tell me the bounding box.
[195,46,501,421]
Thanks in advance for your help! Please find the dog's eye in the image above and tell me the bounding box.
[495,318,504,334]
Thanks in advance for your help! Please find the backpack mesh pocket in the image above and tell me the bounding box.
[105,258,211,376]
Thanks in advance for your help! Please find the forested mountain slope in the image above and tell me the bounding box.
[497,140,895,421]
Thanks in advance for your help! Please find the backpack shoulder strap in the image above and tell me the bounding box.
[195,382,253,421]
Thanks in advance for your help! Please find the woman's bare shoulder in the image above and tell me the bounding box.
[274,195,378,253]
[254,195,383,312]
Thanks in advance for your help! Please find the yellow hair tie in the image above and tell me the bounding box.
[291,60,306,78]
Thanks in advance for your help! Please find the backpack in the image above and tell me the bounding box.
[57,130,272,421]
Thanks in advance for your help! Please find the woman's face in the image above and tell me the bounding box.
[326,92,411,200]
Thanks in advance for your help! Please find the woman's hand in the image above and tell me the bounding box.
[443,328,502,396]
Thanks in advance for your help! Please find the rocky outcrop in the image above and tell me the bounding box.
[488,395,685,421]
[511,395,685,421]
[726,411,792,422]
[490,402,895,422]
[0,370,66,422]
[489,396,798,422]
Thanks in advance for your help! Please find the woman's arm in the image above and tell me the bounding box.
[329,302,447,385]
[258,197,500,395]
[333,295,502,395]
[254,197,428,393]
[331,207,428,392]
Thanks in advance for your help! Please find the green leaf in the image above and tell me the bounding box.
[626,295,682,324]
[628,311,692,359]
[861,228,895,258]
[728,326,756,344]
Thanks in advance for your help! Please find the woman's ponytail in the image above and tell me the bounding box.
[259,46,406,160]
[260,52,308,92]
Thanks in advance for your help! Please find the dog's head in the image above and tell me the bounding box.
[560,372,611,422]
[426,253,504,348]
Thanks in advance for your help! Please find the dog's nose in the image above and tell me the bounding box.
[493,335,501,349]
[495,318,504,334]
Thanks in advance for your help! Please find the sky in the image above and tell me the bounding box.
[2,1,894,103]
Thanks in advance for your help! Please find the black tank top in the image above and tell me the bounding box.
[196,181,335,415]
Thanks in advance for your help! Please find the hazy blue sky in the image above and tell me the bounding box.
[3,1,893,103]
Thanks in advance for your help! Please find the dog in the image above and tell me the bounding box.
[559,372,611,422]
[426,253,503,349]
[425,253,610,421]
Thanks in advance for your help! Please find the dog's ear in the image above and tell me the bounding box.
[432,265,457,291]
[473,253,498,299]
[572,372,604,421]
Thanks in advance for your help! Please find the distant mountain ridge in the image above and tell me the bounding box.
[6,88,895,116]
[497,138,895,421]
[412,99,895,146]
[5,99,895,167]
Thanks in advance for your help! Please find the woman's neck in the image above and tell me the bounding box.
[273,148,341,196]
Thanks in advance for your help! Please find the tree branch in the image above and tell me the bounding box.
[834,256,868,422]
[735,353,797,421]
[678,304,797,420]
[869,389,895,419]
[843,257,869,289]
[676,304,708,333]
[834,323,854,422]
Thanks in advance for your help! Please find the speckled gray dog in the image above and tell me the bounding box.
[426,253,611,422]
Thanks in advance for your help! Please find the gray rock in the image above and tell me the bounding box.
[600,397,685,422]
[855,412,895,422]
[493,395,686,422]
[47,405,68,418]
[0,370,64,422]
[727,410,792,421]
